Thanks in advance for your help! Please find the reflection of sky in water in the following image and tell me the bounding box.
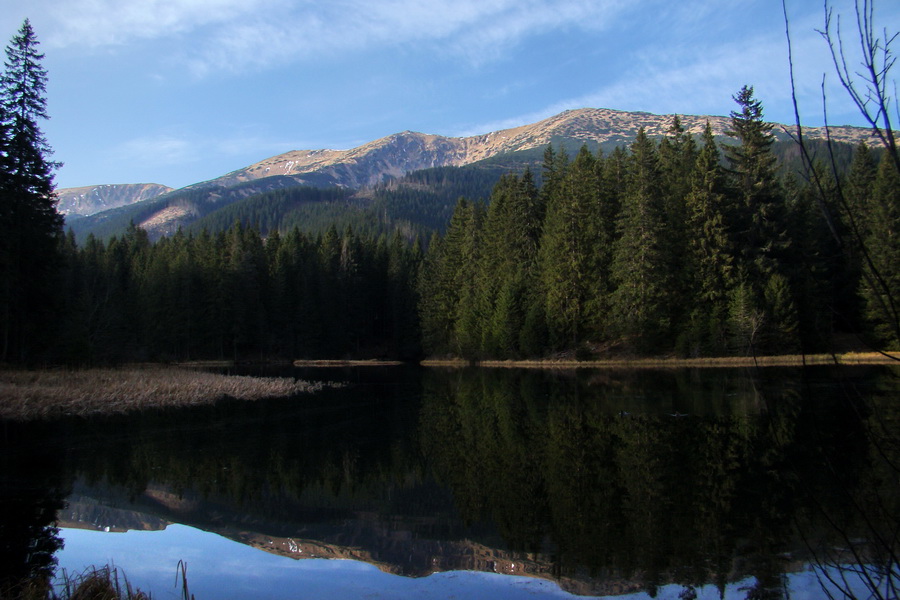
[55,525,867,600]
[57,525,589,600]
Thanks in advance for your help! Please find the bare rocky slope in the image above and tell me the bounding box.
[57,183,173,217]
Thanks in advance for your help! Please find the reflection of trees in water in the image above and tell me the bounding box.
[419,366,899,598]
[787,370,900,600]
[50,381,429,522]
[0,423,70,598]
[3,366,895,598]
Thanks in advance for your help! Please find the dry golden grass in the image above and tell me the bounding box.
[0,366,333,421]
[421,352,900,370]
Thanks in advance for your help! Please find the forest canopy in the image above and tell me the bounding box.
[418,87,898,360]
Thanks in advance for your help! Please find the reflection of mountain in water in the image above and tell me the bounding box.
[4,365,898,598]
[60,480,169,533]
[59,478,649,597]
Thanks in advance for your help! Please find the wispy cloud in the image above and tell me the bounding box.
[118,134,197,167]
[24,0,630,75]
[30,0,274,48]
[454,1,879,137]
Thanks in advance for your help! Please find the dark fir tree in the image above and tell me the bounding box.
[682,123,733,354]
[537,145,602,348]
[479,171,544,357]
[723,86,797,354]
[724,86,789,268]
[0,20,63,362]
[610,129,673,351]
[656,116,696,342]
[418,199,485,356]
[840,144,878,335]
[782,170,841,352]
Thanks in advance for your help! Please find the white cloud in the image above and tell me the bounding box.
[40,0,275,47]
[20,0,631,75]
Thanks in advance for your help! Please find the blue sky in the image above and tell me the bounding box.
[2,0,897,190]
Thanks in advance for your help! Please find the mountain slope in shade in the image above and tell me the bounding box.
[57,183,173,217]
[210,107,879,189]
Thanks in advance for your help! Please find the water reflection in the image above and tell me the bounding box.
[0,365,897,598]
[0,422,69,597]
[418,366,899,599]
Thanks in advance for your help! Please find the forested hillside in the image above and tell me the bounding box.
[58,224,421,363]
[419,88,898,359]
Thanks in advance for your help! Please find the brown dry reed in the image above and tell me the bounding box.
[0,366,334,421]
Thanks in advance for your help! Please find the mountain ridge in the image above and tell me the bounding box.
[62,106,881,240]
[209,107,879,189]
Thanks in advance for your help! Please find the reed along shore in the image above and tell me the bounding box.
[0,366,336,420]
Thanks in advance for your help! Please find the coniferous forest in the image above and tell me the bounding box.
[418,89,899,360]
[2,20,899,365]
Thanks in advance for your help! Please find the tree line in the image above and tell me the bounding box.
[418,86,899,359]
[57,224,421,363]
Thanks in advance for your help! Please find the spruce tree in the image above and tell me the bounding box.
[682,123,733,354]
[537,145,600,348]
[724,86,788,271]
[839,144,878,335]
[723,86,797,354]
[593,146,626,334]
[0,20,63,362]
[418,199,484,356]
[657,116,696,344]
[610,129,673,351]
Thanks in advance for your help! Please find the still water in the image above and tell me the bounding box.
[1,365,898,599]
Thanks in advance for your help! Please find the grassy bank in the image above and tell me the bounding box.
[0,366,334,421]
[421,352,900,369]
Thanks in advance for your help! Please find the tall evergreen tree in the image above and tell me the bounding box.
[478,174,537,357]
[538,146,601,347]
[682,123,733,354]
[724,86,797,354]
[0,20,63,362]
[610,129,674,351]
[822,143,876,334]
[657,116,696,342]
[724,86,789,271]
[418,199,485,356]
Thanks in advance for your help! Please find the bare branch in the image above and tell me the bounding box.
[818,0,899,174]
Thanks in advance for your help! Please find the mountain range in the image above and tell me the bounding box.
[61,107,879,240]
[57,183,174,218]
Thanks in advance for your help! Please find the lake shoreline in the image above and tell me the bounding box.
[292,359,405,367]
[2,352,897,421]
[421,351,900,369]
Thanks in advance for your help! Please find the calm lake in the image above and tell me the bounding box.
[1,365,898,599]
